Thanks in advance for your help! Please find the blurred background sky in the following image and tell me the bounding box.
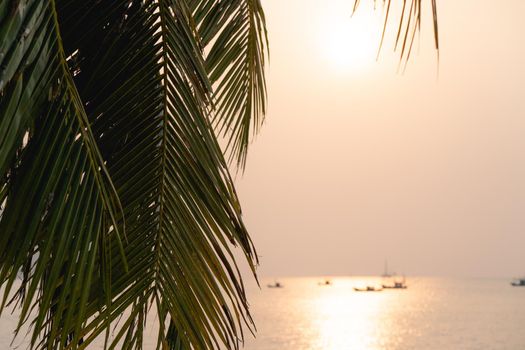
[235,0,525,278]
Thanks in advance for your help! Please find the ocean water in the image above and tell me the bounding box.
[242,277,525,350]
[1,277,524,349]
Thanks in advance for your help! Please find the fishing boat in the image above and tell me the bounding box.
[267,281,284,288]
[354,286,382,292]
[511,278,525,287]
[318,279,332,286]
[382,275,408,289]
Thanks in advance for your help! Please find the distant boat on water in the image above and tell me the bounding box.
[511,278,525,287]
[318,279,332,286]
[267,281,283,288]
[354,286,382,292]
[382,275,408,289]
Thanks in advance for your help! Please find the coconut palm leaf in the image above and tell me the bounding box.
[188,0,268,169]
[0,0,126,348]
[36,0,256,349]
[353,0,439,69]
[0,0,258,349]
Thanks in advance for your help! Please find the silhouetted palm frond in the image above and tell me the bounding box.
[0,1,262,349]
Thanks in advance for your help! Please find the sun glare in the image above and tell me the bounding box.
[311,278,389,350]
[317,9,382,74]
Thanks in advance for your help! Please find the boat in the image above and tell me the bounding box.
[511,278,525,287]
[267,281,283,288]
[318,279,332,286]
[382,275,407,289]
[354,286,382,292]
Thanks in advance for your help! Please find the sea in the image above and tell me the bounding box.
[242,277,525,350]
[1,277,524,349]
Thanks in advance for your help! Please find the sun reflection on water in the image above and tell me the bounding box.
[245,277,414,350]
[311,278,388,350]
[244,277,525,350]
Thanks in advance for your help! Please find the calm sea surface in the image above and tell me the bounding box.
[243,277,525,350]
[1,277,524,349]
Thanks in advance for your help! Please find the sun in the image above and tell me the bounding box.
[317,10,382,74]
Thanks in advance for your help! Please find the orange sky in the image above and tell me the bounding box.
[236,0,525,277]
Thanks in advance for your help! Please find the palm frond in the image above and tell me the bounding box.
[48,0,258,348]
[353,0,439,70]
[189,0,268,169]
[0,0,126,348]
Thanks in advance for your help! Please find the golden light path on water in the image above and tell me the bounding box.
[305,277,407,350]
[243,277,420,349]
[312,280,386,349]
[242,277,525,350]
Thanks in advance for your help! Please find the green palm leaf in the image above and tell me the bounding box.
[49,0,256,349]
[189,0,268,169]
[0,0,126,348]
[353,0,439,69]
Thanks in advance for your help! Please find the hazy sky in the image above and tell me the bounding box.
[236,0,525,278]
